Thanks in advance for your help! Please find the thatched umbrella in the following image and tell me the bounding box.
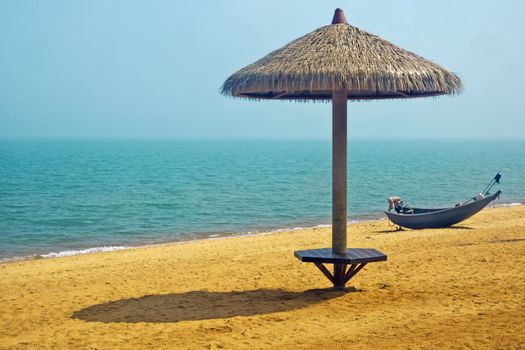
[222,8,462,289]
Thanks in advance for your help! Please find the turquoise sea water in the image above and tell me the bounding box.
[1,139,524,260]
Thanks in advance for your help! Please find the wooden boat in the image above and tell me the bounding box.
[384,190,501,229]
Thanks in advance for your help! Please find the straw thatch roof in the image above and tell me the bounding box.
[222,10,462,101]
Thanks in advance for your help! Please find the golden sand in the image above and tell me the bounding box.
[1,205,524,349]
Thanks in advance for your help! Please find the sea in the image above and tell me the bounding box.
[1,139,524,262]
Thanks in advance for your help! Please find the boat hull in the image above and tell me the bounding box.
[384,191,501,229]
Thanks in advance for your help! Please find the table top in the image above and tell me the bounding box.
[294,248,387,264]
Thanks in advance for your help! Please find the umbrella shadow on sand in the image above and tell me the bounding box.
[72,288,353,323]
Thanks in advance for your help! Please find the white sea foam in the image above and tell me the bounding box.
[313,224,331,229]
[230,220,367,237]
[495,202,523,207]
[39,246,129,259]
[0,256,29,264]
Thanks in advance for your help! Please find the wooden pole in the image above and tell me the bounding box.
[332,91,347,255]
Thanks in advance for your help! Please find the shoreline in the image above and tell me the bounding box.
[1,200,522,264]
[0,220,350,264]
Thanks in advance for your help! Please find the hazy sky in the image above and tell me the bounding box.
[1,0,524,139]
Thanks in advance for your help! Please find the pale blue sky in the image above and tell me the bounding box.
[0,0,524,139]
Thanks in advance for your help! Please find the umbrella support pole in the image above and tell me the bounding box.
[332,91,347,254]
[332,91,347,288]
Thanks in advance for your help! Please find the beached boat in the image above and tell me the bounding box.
[385,190,501,229]
[385,174,502,229]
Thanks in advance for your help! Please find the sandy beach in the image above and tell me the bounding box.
[1,205,524,349]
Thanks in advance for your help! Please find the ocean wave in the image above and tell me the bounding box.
[216,220,367,237]
[494,202,523,207]
[0,256,31,264]
[39,246,129,259]
[313,224,331,229]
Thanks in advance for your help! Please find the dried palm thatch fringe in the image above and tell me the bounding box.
[221,23,462,101]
